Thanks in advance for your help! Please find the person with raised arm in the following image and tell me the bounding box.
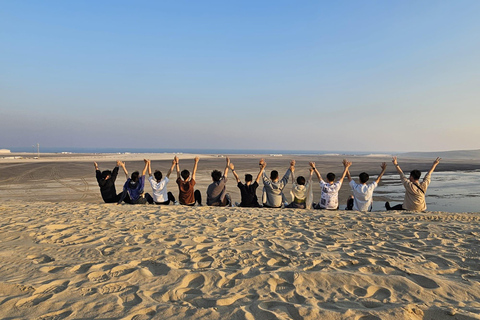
[261,159,294,208]
[175,156,202,206]
[310,159,351,210]
[94,161,124,203]
[206,157,232,206]
[285,164,314,209]
[229,160,265,207]
[385,157,441,212]
[147,158,176,205]
[118,159,152,204]
[345,161,387,212]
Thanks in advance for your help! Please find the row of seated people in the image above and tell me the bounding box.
[95,156,441,212]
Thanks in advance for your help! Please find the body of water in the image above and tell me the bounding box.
[6,147,390,156]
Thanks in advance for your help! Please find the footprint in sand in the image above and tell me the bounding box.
[69,263,94,274]
[406,273,439,289]
[15,293,53,308]
[162,274,205,303]
[139,260,171,276]
[35,309,72,320]
[35,280,69,294]
[194,256,214,269]
[110,264,136,277]
[27,254,54,264]
[87,271,110,283]
[117,285,142,307]
[100,282,130,294]
[268,278,295,294]
[123,308,156,320]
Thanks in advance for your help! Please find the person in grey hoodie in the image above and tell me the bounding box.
[261,159,295,208]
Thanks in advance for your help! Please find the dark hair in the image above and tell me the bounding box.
[245,174,253,182]
[101,170,112,179]
[359,172,369,183]
[297,176,306,185]
[270,170,279,180]
[326,172,335,182]
[410,169,421,180]
[154,170,163,181]
[131,171,140,182]
[211,170,222,181]
[181,169,190,180]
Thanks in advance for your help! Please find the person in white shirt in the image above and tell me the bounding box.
[146,158,176,205]
[310,159,351,210]
[345,161,387,212]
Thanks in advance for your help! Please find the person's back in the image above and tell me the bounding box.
[401,172,430,211]
[349,179,377,211]
[346,162,387,212]
[149,175,169,202]
[262,160,294,208]
[230,161,263,208]
[319,180,342,209]
[125,173,146,202]
[386,157,440,212]
[206,159,230,206]
[177,176,196,205]
[238,181,260,207]
[94,162,121,203]
[175,156,202,206]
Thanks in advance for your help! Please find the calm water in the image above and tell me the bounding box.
[374,170,480,213]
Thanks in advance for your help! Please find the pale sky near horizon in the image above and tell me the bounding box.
[1,1,479,153]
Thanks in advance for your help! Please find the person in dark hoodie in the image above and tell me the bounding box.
[118,159,152,205]
[94,161,129,203]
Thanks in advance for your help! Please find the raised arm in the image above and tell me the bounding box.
[256,159,266,183]
[192,156,199,181]
[142,159,148,176]
[339,159,351,182]
[175,156,181,179]
[223,157,230,178]
[290,160,296,183]
[392,156,405,176]
[426,157,441,176]
[309,161,323,182]
[119,161,129,179]
[166,157,176,179]
[94,162,99,172]
[375,162,387,184]
[147,159,152,177]
[345,159,352,182]
[229,162,241,183]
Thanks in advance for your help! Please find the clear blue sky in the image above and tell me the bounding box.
[1,0,479,152]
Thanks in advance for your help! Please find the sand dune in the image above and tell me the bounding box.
[1,201,479,319]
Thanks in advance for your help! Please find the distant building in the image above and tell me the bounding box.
[0,149,11,154]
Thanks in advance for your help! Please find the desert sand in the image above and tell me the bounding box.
[0,153,479,319]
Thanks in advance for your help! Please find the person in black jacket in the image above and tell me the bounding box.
[94,161,129,203]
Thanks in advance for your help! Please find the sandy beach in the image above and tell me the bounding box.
[0,153,480,319]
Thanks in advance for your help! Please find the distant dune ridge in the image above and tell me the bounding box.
[401,149,480,160]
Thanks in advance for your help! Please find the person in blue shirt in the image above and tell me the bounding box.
[118,159,153,205]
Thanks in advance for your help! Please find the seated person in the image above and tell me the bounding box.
[175,156,202,206]
[385,157,440,212]
[345,161,387,212]
[229,160,265,207]
[310,159,350,210]
[147,158,176,205]
[285,165,313,209]
[206,157,231,206]
[118,159,152,205]
[94,161,127,203]
[261,159,294,208]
